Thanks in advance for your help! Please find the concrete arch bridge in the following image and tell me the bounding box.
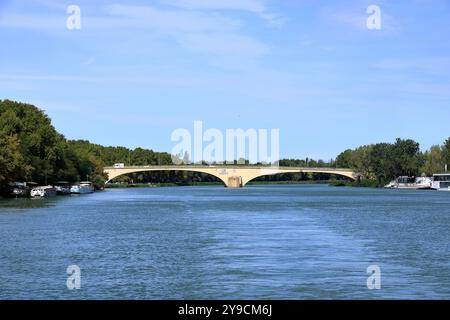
[104,165,358,188]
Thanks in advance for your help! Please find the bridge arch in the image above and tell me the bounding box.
[241,169,357,187]
[105,167,229,186]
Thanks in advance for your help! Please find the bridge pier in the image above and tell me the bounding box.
[227,176,243,188]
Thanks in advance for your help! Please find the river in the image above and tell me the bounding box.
[0,184,449,299]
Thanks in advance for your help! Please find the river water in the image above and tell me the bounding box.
[0,184,449,300]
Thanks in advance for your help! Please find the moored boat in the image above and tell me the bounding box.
[54,182,71,195]
[70,181,94,194]
[30,186,57,198]
[8,182,31,198]
[385,176,433,190]
[431,173,450,191]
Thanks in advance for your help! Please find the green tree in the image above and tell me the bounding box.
[369,143,394,184]
[443,138,450,171]
[421,145,444,175]
[391,138,423,177]
[336,149,353,168]
[0,133,30,190]
[0,100,64,184]
[336,146,372,178]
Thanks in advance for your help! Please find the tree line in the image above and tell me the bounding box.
[0,100,173,192]
[1,100,449,191]
[335,138,450,185]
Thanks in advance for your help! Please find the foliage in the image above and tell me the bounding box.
[336,138,447,186]
[0,133,30,189]
[443,138,450,170]
[0,100,171,191]
[421,145,445,176]
[0,100,69,186]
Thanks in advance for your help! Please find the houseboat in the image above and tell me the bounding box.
[432,173,450,191]
[8,182,32,198]
[54,182,71,195]
[30,186,57,198]
[385,176,433,190]
[70,181,95,194]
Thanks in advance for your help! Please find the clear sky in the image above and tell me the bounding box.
[1,0,450,160]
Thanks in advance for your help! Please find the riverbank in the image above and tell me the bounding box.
[0,181,369,196]
[1,180,378,194]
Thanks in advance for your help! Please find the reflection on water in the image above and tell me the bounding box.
[0,197,61,210]
[0,185,449,299]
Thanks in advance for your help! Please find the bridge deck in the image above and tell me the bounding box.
[104,165,353,172]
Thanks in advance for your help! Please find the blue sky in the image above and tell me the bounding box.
[1,0,450,160]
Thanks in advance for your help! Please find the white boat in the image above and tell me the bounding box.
[55,186,71,195]
[385,176,433,190]
[431,173,450,191]
[9,182,31,198]
[30,186,57,198]
[54,181,71,195]
[70,181,95,194]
